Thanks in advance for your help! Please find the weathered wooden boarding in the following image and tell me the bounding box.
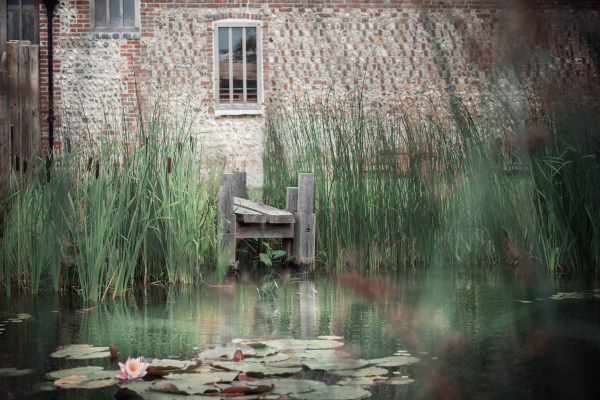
[218,171,316,270]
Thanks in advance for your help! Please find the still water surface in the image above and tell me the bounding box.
[1,272,599,399]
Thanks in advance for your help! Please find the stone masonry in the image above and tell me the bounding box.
[33,0,600,186]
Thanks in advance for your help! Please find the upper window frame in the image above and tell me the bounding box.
[213,19,263,115]
[90,0,141,33]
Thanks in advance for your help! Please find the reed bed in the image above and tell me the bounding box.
[263,88,600,274]
[0,99,222,299]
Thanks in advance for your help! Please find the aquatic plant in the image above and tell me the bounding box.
[116,357,149,381]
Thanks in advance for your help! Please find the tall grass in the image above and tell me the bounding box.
[263,88,600,274]
[0,97,222,300]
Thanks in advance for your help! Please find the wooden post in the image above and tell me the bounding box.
[233,171,247,199]
[0,52,6,71]
[0,1,6,58]
[0,71,9,195]
[7,42,19,175]
[293,173,316,270]
[29,45,40,160]
[283,187,298,259]
[219,173,237,267]
[20,42,30,171]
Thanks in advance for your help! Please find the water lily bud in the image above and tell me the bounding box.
[232,348,244,362]
[110,343,118,356]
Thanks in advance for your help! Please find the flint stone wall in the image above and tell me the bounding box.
[43,0,600,186]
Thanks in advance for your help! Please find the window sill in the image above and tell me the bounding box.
[90,32,140,40]
[214,108,264,117]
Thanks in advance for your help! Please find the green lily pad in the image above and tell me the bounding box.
[290,385,372,399]
[31,382,57,392]
[17,313,31,319]
[386,376,415,385]
[202,370,239,383]
[46,366,104,380]
[150,359,202,371]
[210,361,243,371]
[265,358,304,368]
[50,344,110,359]
[264,339,343,350]
[0,368,34,377]
[152,373,226,395]
[235,363,302,377]
[116,381,153,396]
[369,356,420,367]
[54,375,119,389]
[337,377,376,386]
[302,358,370,371]
[253,346,279,357]
[291,350,351,359]
[334,366,388,377]
[143,392,215,400]
[244,353,291,363]
[247,379,325,395]
[198,343,256,360]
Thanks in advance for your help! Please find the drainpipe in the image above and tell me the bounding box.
[42,0,58,180]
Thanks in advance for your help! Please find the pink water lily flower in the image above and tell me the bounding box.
[116,357,149,380]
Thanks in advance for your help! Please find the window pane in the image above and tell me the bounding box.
[123,0,135,27]
[96,0,107,28]
[23,4,35,42]
[22,0,34,4]
[110,0,121,28]
[218,27,230,103]
[245,27,258,104]
[231,28,243,104]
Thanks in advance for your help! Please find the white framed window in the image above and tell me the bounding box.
[90,0,140,32]
[213,19,263,116]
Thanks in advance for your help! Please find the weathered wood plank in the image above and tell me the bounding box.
[234,197,295,224]
[292,212,316,270]
[286,187,298,212]
[218,184,236,266]
[29,45,40,159]
[234,204,267,224]
[298,173,315,213]
[222,172,235,190]
[20,43,30,170]
[7,42,19,174]
[0,71,9,195]
[0,2,6,58]
[0,52,6,72]
[233,171,247,199]
[236,222,295,239]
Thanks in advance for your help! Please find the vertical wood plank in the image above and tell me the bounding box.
[20,42,30,170]
[285,187,298,212]
[293,212,316,271]
[0,0,6,57]
[29,45,40,159]
[7,42,19,174]
[233,171,247,199]
[298,173,315,213]
[0,72,9,195]
[0,52,6,71]
[218,177,237,267]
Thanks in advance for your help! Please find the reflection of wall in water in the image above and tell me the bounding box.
[299,281,317,338]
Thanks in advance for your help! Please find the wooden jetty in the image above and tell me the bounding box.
[218,171,316,270]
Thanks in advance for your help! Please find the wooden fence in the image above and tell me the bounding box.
[0,40,42,194]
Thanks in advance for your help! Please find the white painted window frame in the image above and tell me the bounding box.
[213,19,264,115]
[90,0,141,33]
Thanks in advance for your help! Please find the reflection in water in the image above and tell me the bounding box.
[0,274,599,399]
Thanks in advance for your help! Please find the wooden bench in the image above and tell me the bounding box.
[218,171,316,270]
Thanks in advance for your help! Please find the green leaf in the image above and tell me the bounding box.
[0,368,34,377]
[54,375,119,389]
[272,250,287,259]
[259,253,272,267]
[301,358,370,371]
[368,356,420,367]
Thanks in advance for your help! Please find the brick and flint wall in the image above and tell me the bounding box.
[39,0,600,186]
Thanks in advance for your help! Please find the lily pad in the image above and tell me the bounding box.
[46,366,104,380]
[152,373,226,395]
[290,385,372,399]
[369,356,420,367]
[334,366,388,377]
[198,343,256,360]
[0,368,34,377]
[54,375,119,389]
[337,377,376,386]
[116,381,153,396]
[253,346,279,357]
[318,336,344,340]
[244,353,291,363]
[247,379,325,395]
[144,393,214,400]
[150,359,202,371]
[50,344,110,359]
[386,377,415,385]
[31,382,57,392]
[264,339,343,350]
[302,358,370,371]
[235,363,302,377]
[291,350,351,359]
[203,370,240,383]
[265,358,304,368]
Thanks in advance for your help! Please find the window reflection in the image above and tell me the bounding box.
[218,27,230,103]
[246,28,257,104]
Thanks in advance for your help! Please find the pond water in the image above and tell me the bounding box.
[1,271,599,399]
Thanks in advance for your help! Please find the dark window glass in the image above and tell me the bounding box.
[123,0,135,27]
[110,0,121,28]
[218,27,230,103]
[23,3,35,42]
[95,0,107,28]
[232,28,244,104]
[245,27,257,103]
